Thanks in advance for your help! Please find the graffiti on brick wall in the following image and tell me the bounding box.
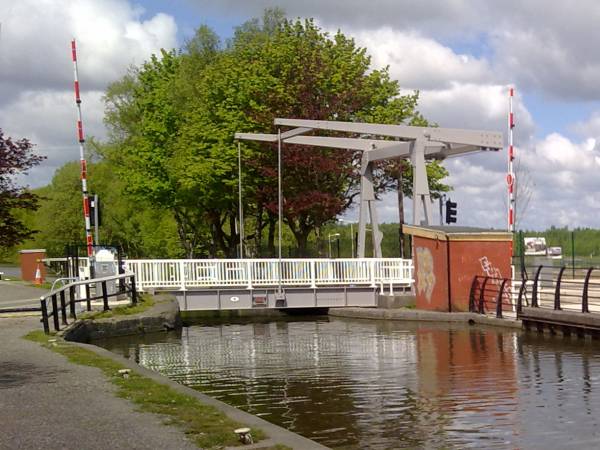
[479,256,502,280]
[479,256,511,303]
[416,247,436,302]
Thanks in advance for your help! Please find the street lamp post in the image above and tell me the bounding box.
[277,129,283,297]
[339,219,355,258]
[328,233,340,258]
[238,141,244,259]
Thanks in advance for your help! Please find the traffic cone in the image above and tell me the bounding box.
[34,262,43,286]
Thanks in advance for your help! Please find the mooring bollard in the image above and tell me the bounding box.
[234,428,253,445]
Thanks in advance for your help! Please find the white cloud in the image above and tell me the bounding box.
[0,0,178,188]
[352,29,491,90]
[0,0,177,92]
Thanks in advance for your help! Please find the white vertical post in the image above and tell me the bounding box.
[246,260,253,290]
[370,259,376,287]
[179,260,186,291]
[310,260,317,288]
[238,141,245,258]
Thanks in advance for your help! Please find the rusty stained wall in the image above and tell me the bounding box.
[413,236,512,312]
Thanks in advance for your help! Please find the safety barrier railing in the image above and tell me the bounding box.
[39,272,137,334]
[469,275,515,318]
[515,265,600,315]
[125,258,414,291]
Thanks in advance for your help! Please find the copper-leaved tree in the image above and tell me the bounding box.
[0,130,45,247]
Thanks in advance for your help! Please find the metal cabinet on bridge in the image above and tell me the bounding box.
[403,225,512,312]
[95,249,118,296]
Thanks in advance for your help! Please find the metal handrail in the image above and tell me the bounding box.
[469,275,514,318]
[516,265,600,317]
[40,271,135,302]
[40,272,137,334]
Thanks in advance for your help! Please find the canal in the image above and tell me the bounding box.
[98,317,600,449]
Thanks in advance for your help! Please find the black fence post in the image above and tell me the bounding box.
[40,299,50,334]
[130,275,138,305]
[532,266,543,308]
[479,277,489,314]
[118,251,125,292]
[59,290,67,325]
[69,285,77,320]
[85,284,91,311]
[51,294,59,331]
[554,267,566,311]
[496,279,508,318]
[571,231,575,279]
[582,268,594,313]
[102,281,109,311]
[517,280,527,316]
[519,230,526,280]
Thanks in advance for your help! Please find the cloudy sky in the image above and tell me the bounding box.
[2,0,599,231]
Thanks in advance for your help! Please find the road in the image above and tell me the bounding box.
[0,281,48,310]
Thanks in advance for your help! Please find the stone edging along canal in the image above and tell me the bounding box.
[329,307,523,329]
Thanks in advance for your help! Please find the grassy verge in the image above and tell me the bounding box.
[80,294,156,319]
[24,330,267,449]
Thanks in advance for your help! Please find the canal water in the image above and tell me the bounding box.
[98,317,600,449]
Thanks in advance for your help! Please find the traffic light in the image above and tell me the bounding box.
[445,199,457,224]
[89,194,101,227]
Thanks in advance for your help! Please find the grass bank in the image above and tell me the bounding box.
[80,293,156,319]
[24,330,271,449]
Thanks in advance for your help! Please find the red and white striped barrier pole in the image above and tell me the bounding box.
[71,39,94,258]
[507,87,515,232]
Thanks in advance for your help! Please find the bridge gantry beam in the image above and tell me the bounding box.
[235,118,502,258]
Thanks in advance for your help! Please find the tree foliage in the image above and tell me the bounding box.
[101,9,451,257]
[12,10,450,259]
[0,130,44,248]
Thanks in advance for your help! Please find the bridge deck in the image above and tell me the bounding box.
[520,307,600,332]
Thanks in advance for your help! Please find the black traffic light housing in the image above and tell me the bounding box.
[90,195,101,227]
[445,199,457,224]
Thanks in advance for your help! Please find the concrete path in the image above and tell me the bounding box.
[0,280,49,310]
[0,284,327,450]
[0,316,199,450]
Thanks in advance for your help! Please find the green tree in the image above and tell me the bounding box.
[103,9,451,257]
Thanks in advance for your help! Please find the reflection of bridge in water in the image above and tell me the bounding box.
[104,318,600,448]
[125,258,414,311]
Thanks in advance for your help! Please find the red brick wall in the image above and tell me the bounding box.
[413,236,511,312]
[19,251,46,282]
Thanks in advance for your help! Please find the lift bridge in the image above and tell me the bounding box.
[50,118,500,312]
[125,258,413,311]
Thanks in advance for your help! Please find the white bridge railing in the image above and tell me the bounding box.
[125,258,413,291]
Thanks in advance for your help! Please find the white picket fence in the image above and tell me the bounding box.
[125,258,414,291]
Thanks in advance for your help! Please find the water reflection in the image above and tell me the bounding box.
[99,318,600,449]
